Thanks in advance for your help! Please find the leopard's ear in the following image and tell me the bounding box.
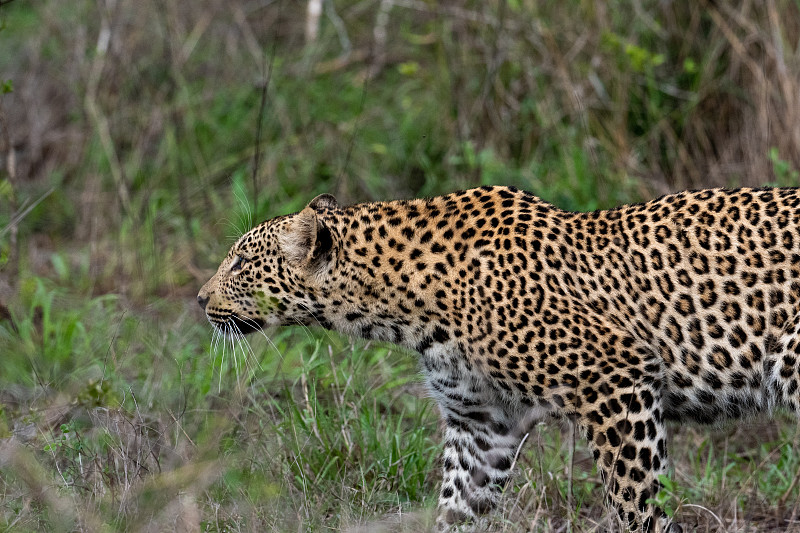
[280,205,335,268]
[307,193,338,211]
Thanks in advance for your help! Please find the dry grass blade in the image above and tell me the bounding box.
[0,438,103,531]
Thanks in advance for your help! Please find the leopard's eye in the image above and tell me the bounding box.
[230,255,247,274]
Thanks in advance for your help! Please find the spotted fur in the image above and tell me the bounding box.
[198,186,800,532]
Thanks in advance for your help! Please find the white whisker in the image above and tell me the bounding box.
[232,327,243,379]
[292,317,315,342]
[297,303,341,348]
[232,182,254,236]
[230,319,259,379]
[216,325,225,393]
[232,312,283,365]
[219,217,247,242]
[212,326,222,354]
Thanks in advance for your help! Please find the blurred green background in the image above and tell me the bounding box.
[2,1,800,531]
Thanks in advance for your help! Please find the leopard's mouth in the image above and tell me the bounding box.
[206,312,266,334]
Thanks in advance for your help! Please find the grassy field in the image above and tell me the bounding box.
[3,1,800,531]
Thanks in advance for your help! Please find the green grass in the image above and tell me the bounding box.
[4,273,800,531]
[0,278,442,531]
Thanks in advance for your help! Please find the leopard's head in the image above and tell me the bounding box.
[197,194,339,336]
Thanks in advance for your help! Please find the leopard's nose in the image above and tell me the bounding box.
[197,293,209,310]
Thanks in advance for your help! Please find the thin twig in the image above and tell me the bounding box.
[325,0,351,60]
[0,187,55,239]
[509,431,530,474]
[305,0,322,43]
[779,420,800,510]
[337,71,369,192]
[681,504,725,528]
[84,0,131,217]
[0,94,18,288]
[370,0,392,78]
[567,418,575,516]
[251,0,282,219]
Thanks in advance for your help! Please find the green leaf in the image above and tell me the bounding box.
[0,178,13,200]
[397,61,419,76]
[658,474,675,491]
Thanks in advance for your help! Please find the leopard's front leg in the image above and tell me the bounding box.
[433,404,523,531]
[427,374,537,532]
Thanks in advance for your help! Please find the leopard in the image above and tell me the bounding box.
[198,185,800,532]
